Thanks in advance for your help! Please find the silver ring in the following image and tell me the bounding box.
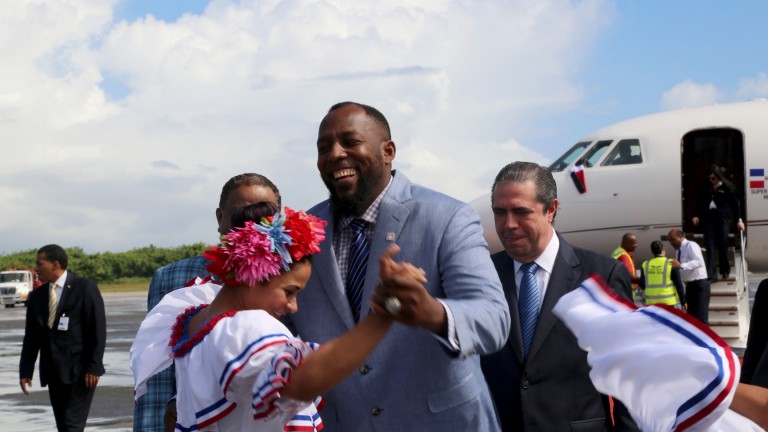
[384,297,402,315]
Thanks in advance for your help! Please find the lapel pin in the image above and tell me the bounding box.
[386,232,396,241]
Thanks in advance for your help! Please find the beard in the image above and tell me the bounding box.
[326,157,388,218]
[326,174,375,218]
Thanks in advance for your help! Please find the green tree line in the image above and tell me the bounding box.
[0,243,207,282]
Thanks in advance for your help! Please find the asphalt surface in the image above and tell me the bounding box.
[0,291,145,431]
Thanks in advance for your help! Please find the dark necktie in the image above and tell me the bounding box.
[519,262,540,358]
[346,219,370,322]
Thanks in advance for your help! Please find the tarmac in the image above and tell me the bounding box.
[0,275,763,431]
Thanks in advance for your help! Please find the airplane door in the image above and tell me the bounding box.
[681,128,746,246]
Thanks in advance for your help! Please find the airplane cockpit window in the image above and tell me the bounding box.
[580,140,613,168]
[602,139,643,166]
[548,141,592,172]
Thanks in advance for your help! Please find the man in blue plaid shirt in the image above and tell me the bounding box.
[133,173,281,431]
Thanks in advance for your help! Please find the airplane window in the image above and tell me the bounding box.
[548,141,592,172]
[602,139,643,166]
[580,140,613,168]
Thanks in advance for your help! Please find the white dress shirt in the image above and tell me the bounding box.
[51,270,67,305]
[513,229,559,311]
[676,239,708,282]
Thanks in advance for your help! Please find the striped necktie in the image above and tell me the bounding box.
[346,219,370,322]
[519,262,540,358]
[48,283,57,329]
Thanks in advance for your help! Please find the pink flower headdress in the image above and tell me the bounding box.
[203,208,327,286]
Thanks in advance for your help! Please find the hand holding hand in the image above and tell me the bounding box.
[371,244,447,336]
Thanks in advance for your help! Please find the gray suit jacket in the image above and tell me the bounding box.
[481,235,639,431]
[291,171,510,431]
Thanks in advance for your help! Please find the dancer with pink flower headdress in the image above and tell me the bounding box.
[130,201,423,431]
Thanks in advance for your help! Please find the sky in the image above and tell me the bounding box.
[3,0,768,254]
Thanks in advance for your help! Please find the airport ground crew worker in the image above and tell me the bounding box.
[612,233,642,305]
[640,241,685,308]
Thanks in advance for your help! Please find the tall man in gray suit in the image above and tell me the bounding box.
[289,101,510,431]
[480,162,638,431]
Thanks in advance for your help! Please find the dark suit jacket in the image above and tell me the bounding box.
[481,234,638,431]
[696,182,742,222]
[741,279,768,388]
[19,272,106,386]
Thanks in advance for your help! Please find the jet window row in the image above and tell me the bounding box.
[549,138,643,172]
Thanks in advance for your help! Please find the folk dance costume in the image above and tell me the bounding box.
[552,275,762,431]
[131,280,323,431]
[132,207,328,432]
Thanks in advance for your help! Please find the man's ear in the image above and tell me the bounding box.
[547,199,559,223]
[382,140,396,165]
[215,208,223,233]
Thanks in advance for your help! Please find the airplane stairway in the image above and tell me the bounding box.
[708,248,750,350]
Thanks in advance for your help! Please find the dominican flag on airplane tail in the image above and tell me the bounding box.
[570,161,587,194]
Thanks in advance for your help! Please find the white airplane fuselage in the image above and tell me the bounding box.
[471,99,768,271]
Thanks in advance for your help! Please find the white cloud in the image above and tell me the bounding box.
[659,80,721,111]
[737,72,768,99]
[0,0,612,253]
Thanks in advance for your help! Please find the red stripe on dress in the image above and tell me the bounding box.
[222,339,287,393]
[197,401,237,429]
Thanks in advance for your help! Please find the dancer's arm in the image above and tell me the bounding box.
[282,244,422,401]
[730,383,768,430]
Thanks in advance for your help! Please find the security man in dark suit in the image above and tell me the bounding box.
[691,166,745,280]
[20,244,106,431]
[741,278,768,388]
[481,161,638,431]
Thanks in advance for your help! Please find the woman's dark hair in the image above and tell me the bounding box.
[229,202,280,231]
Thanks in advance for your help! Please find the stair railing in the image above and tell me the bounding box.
[739,229,748,296]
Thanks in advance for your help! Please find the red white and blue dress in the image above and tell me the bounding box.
[552,275,762,431]
[131,279,324,432]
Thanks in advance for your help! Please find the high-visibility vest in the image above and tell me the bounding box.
[612,247,638,290]
[641,256,680,306]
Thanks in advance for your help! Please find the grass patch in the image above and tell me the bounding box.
[99,277,151,293]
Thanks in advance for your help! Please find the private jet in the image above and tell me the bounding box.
[470,99,768,348]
